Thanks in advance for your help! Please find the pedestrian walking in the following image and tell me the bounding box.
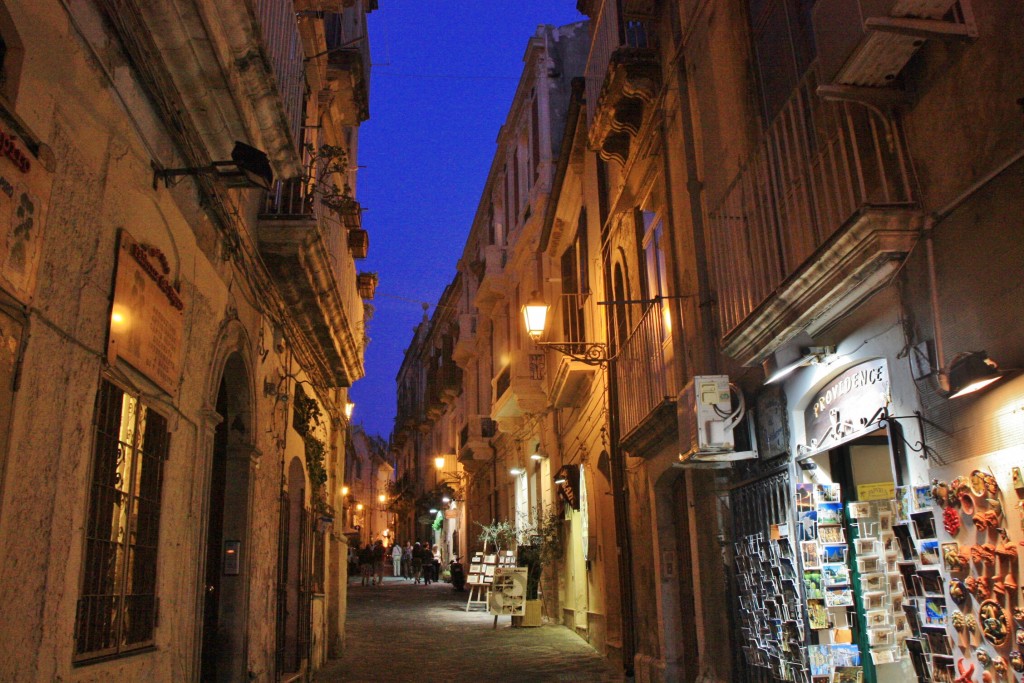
[372,540,385,586]
[358,543,373,586]
[391,542,402,578]
[411,542,423,584]
[402,541,412,579]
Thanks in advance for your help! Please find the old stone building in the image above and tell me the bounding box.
[396,1,1024,682]
[0,0,376,680]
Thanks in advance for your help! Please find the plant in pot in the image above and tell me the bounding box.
[516,506,563,627]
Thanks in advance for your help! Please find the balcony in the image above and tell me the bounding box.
[452,314,478,368]
[322,10,372,124]
[258,179,364,387]
[706,69,920,367]
[473,245,508,311]
[584,5,660,163]
[615,302,677,453]
[546,293,599,409]
[491,352,548,433]
[814,0,975,90]
[458,416,497,470]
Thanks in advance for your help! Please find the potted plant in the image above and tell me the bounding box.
[516,506,563,627]
[357,272,378,299]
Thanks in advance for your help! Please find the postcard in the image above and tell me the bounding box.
[808,645,831,676]
[924,597,946,625]
[815,483,841,503]
[912,484,932,512]
[918,568,944,596]
[856,555,880,574]
[862,590,887,611]
[803,570,824,599]
[818,525,845,544]
[822,562,850,586]
[847,501,871,519]
[831,644,861,667]
[822,544,848,564]
[911,511,937,540]
[801,541,820,569]
[860,572,886,592]
[817,502,844,526]
[807,599,829,630]
[833,666,862,683]
[892,524,916,560]
[825,586,854,607]
[798,511,818,541]
[865,609,889,628]
[796,483,815,511]
[854,537,877,555]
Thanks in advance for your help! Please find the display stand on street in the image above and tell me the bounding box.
[466,551,517,612]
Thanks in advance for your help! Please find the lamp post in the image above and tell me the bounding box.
[521,291,636,677]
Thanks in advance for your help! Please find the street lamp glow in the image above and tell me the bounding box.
[378,494,386,503]
[522,291,549,341]
[442,496,451,503]
[429,508,438,514]
[355,503,364,511]
[510,467,525,476]
[344,401,355,419]
[340,485,350,496]
[434,455,446,470]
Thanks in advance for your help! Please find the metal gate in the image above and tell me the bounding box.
[728,469,795,683]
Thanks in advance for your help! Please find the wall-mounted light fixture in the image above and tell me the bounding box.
[522,291,609,365]
[340,485,350,496]
[344,402,355,419]
[434,456,446,470]
[355,503,364,511]
[510,467,526,476]
[153,141,273,191]
[441,496,451,504]
[553,475,567,485]
[945,351,1003,398]
[763,346,835,385]
[428,508,438,514]
[378,494,386,504]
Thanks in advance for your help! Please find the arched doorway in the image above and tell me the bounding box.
[200,352,255,682]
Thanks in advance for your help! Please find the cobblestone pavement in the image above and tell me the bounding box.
[314,576,624,683]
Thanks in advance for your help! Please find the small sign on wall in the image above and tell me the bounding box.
[107,230,184,394]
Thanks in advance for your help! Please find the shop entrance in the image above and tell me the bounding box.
[800,428,907,683]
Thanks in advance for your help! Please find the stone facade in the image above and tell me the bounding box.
[0,0,376,680]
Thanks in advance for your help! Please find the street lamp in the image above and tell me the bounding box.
[344,401,355,419]
[522,291,609,365]
[434,456,446,470]
[341,485,350,496]
[356,503,364,512]
[378,494,386,504]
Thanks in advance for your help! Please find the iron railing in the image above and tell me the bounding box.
[706,68,914,338]
[614,302,675,437]
[254,0,304,150]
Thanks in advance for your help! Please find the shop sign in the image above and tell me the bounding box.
[0,126,51,303]
[443,508,458,519]
[801,359,889,455]
[555,464,580,510]
[857,481,895,501]
[107,230,184,394]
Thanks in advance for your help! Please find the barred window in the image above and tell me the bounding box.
[75,379,168,661]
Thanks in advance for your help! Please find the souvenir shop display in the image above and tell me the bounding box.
[734,531,807,681]
[928,453,1023,683]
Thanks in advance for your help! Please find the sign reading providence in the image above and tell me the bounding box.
[802,358,889,454]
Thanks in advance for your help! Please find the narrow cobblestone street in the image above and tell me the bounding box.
[315,577,624,683]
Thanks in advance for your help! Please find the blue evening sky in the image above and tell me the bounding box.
[351,2,585,439]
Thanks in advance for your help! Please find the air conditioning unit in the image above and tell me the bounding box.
[677,375,758,468]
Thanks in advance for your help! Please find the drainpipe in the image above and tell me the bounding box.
[606,357,636,678]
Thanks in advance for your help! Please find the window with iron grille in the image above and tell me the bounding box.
[75,379,168,661]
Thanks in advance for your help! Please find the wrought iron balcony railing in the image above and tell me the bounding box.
[254,0,304,150]
[614,301,675,439]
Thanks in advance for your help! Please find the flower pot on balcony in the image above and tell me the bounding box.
[348,229,369,259]
[357,272,378,299]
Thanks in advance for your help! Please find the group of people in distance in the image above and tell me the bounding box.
[349,540,441,586]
